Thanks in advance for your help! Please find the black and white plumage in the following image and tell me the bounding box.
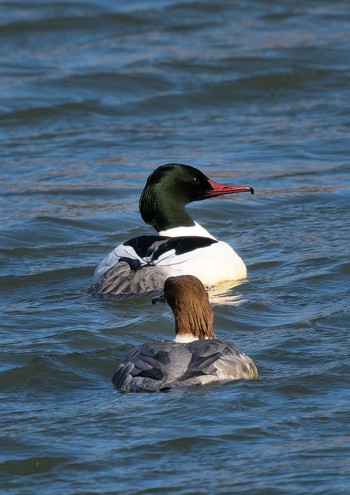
[89,164,254,299]
[89,235,217,299]
[113,275,258,392]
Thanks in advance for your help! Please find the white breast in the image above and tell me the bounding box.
[155,240,247,286]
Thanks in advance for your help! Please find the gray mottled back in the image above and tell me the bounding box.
[89,261,168,299]
[113,339,258,392]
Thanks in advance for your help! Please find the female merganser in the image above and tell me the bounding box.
[113,275,258,392]
[89,163,254,299]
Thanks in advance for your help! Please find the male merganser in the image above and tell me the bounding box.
[89,163,254,299]
[113,275,258,392]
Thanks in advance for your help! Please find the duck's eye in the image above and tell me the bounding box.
[192,177,200,185]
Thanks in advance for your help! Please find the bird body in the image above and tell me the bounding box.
[90,164,254,299]
[113,275,258,392]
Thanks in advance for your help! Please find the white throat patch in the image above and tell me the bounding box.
[174,335,199,343]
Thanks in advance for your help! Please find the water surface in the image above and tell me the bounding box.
[1,1,350,494]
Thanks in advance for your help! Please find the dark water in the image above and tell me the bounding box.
[1,1,350,493]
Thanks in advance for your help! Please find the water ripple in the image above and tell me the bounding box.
[1,0,350,493]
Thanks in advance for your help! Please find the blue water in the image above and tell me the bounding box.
[1,1,350,494]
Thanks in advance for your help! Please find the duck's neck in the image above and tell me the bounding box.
[139,183,195,232]
[174,334,199,343]
[173,309,216,342]
[159,222,216,239]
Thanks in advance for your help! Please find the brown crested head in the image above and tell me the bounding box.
[164,275,215,340]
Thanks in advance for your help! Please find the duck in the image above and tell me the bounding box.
[113,275,258,392]
[89,163,254,299]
